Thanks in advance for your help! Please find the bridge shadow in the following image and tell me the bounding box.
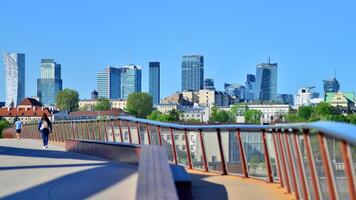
[189,173,228,200]
[1,163,137,200]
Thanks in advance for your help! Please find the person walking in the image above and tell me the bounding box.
[38,113,52,149]
[14,118,22,140]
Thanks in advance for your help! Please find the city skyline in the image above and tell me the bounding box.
[1,1,356,101]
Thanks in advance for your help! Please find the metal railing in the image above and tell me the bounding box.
[9,116,356,200]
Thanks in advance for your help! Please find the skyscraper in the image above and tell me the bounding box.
[323,77,340,94]
[96,67,120,99]
[245,74,256,101]
[149,62,160,105]
[120,65,142,99]
[181,55,204,91]
[255,59,278,101]
[224,83,245,100]
[204,78,215,91]
[3,52,25,106]
[37,59,63,106]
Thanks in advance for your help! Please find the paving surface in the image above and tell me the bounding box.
[188,169,295,200]
[0,139,138,200]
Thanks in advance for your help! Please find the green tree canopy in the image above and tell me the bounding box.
[0,120,10,138]
[209,107,233,123]
[95,98,111,111]
[56,89,79,112]
[314,102,335,117]
[126,92,153,118]
[245,109,262,124]
[298,106,313,120]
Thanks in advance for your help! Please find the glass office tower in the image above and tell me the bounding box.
[255,59,278,101]
[149,62,160,105]
[204,78,215,90]
[323,78,340,94]
[3,53,25,106]
[120,65,142,100]
[37,59,63,106]
[181,55,204,91]
[96,67,121,99]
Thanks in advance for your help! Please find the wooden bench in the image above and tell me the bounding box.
[170,164,192,200]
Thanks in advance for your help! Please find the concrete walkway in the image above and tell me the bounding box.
[0,139,138,200]
[188,169,295,200]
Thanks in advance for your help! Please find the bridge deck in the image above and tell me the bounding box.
[0,139,138,200]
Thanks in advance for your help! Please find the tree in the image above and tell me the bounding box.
[147,110,162,121]
[298,106,313,120]
[0,120,10,138]
[56,89,79,112]
[209,106,233,123]
[315,102,335,117]
[95,98,111,111]
[245,109,262,124]
[126,92,153,118]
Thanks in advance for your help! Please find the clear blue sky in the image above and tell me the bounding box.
[1,0,356,101]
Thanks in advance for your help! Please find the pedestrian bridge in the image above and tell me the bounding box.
[1,117,356,200]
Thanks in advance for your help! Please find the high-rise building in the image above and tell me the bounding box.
[149,62,160,105]
[91,89,98,100]
[96,67,121,99]
[224,83,245,100]
[245,74,256,101]
[3,52,25,106]
[323,77,340,94]
[204,78,215,91]
[255,59,278,101]
[181,55,204,91]
[120,65,142,99]
[37,59,63,106]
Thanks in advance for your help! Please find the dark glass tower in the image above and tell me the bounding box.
[181,55,204,91]
[323,78,340,94]
[255,59,278,101]
[204,78,215,90]
[149,62,160,105]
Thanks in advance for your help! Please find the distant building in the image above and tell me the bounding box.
[224,83,245,100]
[255,59,277,101]
[53,108,129,121]
[245,74,256,101]
[204,78,215,91]
[0,98,53,124]
[155,103,179,114]
[180,105,210,122]
[182,90,238,107]
[294,87,322,108]
[277,94,294,105]
[120,65,142,99]
[161,92,193,106]
[325,92,355,111]
[149,62,160,105]
[3,52,25,106]
[79,99,127,110]
[91,89,98,100]
[323,77,340,94]
[181,55,204,91]
[37,59,63,106]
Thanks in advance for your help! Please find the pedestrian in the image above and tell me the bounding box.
[38,113,52,149]
[14,117,22,140]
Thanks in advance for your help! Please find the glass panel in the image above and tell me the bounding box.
[190,130,204,170]
[120,121,130,143]
[161,128,174,161]
[309,132,329,199]
[113,121,122,142]
[138,124,147,144]
[267,132,279,182]
[288,134,303,199]
[222,131,243,175]
[202,131,222,172]
[326,137,347,200]
[280,133,294,192]
[149,126,159,145]
[242,132,266,178]
[106,121,115,142]
[128,122,139,144]
[174,130,188,166]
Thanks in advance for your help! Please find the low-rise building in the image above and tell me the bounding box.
[325,92,355,111]
[155,103,179,114]
[79,99,127,110]
[294,87,321,108]
[180,105,210,122]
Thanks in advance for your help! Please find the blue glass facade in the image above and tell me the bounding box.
[323,78,340,94]
[37,59,62,106]
[181,55,204,91]
[149,62,160,105]
[97,67,121,99]
[120,65,142,99]
[255,61,277,101]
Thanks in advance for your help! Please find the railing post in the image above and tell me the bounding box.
[184,129,193,169]
[157,126,162,146]
[272,129,283,186]
[340,140,356,200]
[277,129,291,193]
[262,129,273,183]
[103,120,109,142]
[118,120,123,143]
[216,129,228,175]
[146,124,151,144]
[65,122,70,140]
[97,121,102,141]
[199,129,209,172]
[292,131,309,200]
[318,132,337,200]
[127,121,132,144]
[80,122,85,140]
[303,129,321,200]
[111,120,116,142]
[76,122,81,139]
[136,122,141,144]
[284,130,300,200]
[70,122,75,139]
[90,121,96,140]
[236,129,248,178]
[170,128,178,165]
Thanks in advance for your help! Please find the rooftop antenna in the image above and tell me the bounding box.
[268,57,271,64]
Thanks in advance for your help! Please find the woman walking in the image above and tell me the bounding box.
[38,113,52,149]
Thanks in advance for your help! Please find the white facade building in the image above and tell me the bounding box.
[3,53,25,106]
[294,87,322,108]
[79,99,127,110]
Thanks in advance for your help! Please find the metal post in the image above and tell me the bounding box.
[97,121,102,141]
[216,129,228,175]
[184,129,193,169]
[127,121,132,144]
[272,129,283,186]
[237,129,248,178]
[303,130,321,200]
[118,120,123,142]
[340,140,356,200]
[293,132,309,200]
[136,122,141,144]
[103,121,109,142]
[277,130,291,193]
[284,131,300,200]
[146,124,151,144]
[70,122,75,139]
[262,130,273,183]
[80,122,85,140]
[317,132,337,200]
[170,128,178,165]
[111,120,116,142]
[65,122,70,140]
[90,122,95,140]
[199,129,209,172]
[157,126,162,146]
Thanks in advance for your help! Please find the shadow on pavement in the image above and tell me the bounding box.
[189,173,228,200]
[0,163,108,171]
